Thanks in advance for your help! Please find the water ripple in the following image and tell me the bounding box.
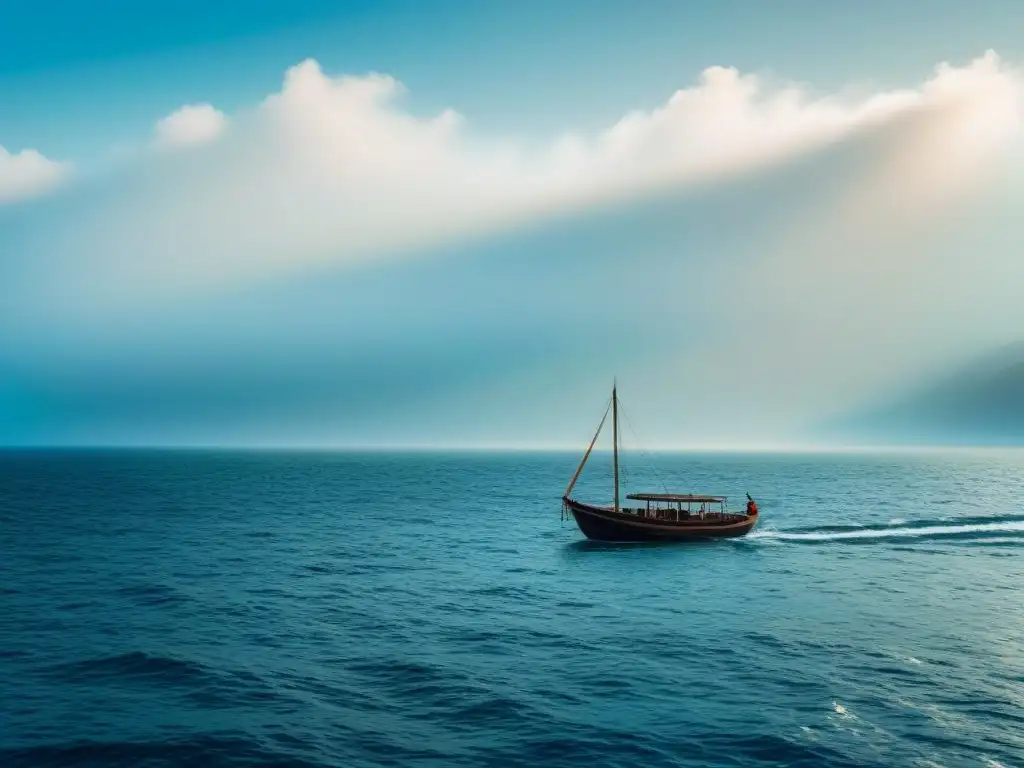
[3,450,1024,768]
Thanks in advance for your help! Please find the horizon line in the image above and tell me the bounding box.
[2,442,1024,454]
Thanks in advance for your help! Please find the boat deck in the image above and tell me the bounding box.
[589,506,748,524]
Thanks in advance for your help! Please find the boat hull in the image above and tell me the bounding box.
[564,498,757,542]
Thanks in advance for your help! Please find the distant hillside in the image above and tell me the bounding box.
[831,342,1024,445]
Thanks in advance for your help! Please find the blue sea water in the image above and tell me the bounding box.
[1,449,1023,768]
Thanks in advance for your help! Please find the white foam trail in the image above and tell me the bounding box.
[751,520,1024,542]
[832,701,853,717]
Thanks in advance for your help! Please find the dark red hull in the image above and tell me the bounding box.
[564,497,757,542]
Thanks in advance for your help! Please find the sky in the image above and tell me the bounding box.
[3,1,1024,448]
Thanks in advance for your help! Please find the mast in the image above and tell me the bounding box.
[612,380,620,513]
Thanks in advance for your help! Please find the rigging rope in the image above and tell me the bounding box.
[562,395,613,519]
[617,400,672,497]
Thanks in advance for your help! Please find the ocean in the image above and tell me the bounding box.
[1,449,1022,768]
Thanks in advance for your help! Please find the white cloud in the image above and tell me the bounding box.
[0,145,70,204]
[153,103,228,149]
[5,52,1024,445]
[643,53,1024,440]
[35,51,1024,308]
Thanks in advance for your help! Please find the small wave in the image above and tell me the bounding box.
[115,583,188,606]
[302,564,335,574]
[0,734,325,768]
[701,732,877,768]
[346,658,461,691]
[442,628,505,644]
[556,599,596,609]
[450,693,544,726]
[41,651,211,686]
[751,518,1024,543]
[970,537,1024,548]
[56,601,97,611]
[469,584,536,599]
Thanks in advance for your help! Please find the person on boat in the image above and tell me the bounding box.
[746,494,758,516]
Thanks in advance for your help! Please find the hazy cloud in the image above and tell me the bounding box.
[47,51,1020,304]
[0,145,70,204]
[654,53,1024,441]
[153,103,228,149]
[4,51,1024,446]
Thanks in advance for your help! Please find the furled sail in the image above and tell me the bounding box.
[563,397,612,500]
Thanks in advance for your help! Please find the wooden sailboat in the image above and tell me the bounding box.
[561,382,759,542]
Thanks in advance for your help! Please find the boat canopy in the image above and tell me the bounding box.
[626,493,725,503]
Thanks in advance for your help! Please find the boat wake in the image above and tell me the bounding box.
[749,514,1024,544]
